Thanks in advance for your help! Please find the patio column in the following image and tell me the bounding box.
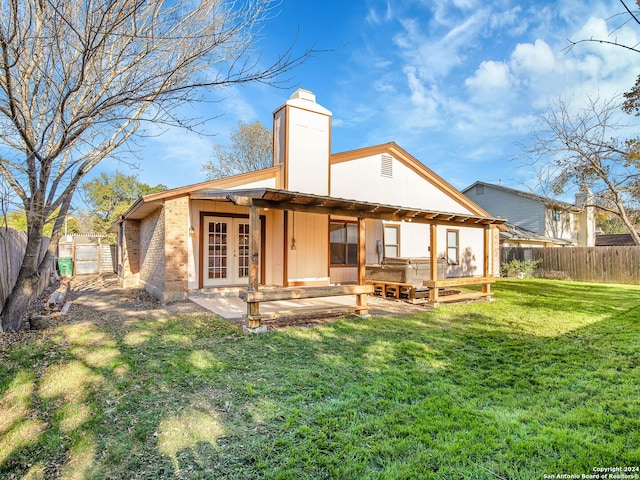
[483,225,491,296]
[247,205,262,328]
[429,223,439,303]
[356,217,368,316]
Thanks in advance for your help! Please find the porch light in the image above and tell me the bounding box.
[189,225,195,236]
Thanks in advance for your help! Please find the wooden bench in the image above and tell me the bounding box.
[239,284,374,328]
[366,281,418,300]
[422,276,495,304]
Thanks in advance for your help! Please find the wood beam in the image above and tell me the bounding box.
[483,225,491,296]
[250,199,497,228]
[226,195,253,207]
[429,224,439,304]
[424,276,495,288]
[239,284,374,302]
[247,205,261,328]
[356,217,368,316]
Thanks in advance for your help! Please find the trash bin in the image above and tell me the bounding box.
[57,258,73,277]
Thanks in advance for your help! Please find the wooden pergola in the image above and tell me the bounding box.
[191,188,506,329]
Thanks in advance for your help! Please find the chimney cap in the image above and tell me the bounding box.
[277,88,332,116]
[290,88,316,102]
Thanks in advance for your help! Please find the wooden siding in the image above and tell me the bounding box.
[331,153,474,214]
[501,246,640,285]
[287,212,329,284]
[365,219,383,264]
[466,184,546,234]
[442,226,485,278]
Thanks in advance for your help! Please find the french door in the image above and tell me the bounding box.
[203,217,251,286]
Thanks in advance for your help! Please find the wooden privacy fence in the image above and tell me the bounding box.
[0,228,52,312]
[501,246,640,285]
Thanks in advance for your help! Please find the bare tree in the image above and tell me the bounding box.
[524,96,640,245]
[566,0,640,116]
[202,120,273,180]
[567,0,640,54]
[0,0,310,331]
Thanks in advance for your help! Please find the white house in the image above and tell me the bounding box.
[113,89,505,328]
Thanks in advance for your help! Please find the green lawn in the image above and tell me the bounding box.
[1,279,639,479]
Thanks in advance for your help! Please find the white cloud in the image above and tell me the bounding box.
[509,114,538,134]
[510,39,556,74]
[489,6,527,36]
[393,8,490,81]
[404,66,429,106]
[465,60,512,94]
[365,1,393,26]
[373,78,396,93]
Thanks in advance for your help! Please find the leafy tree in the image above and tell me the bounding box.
[81,172,166,235]
[1,209,80,237]
[202,120,273,180]
[623,79,640,116]
[524,96,640,245]
[0,0,310,332]
[597,213,634,234]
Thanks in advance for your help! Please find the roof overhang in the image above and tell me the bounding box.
[191,188,507,228]
[107,197,163,232]
[500,223,574,245]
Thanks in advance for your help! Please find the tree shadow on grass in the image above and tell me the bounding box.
[1,280,639,479]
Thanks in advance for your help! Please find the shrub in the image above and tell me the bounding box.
[501,259,542,278]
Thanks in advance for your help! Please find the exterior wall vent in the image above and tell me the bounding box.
[381,155,393,178]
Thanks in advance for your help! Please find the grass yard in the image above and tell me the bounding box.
[1,279,639,479]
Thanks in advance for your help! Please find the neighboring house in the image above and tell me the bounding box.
[499,224,574,248]
[112,89,505,323]
[463,181,595,247]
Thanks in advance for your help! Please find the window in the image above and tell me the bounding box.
[330,222,358,265]
[383,225,400,258]
[446,229,459,265]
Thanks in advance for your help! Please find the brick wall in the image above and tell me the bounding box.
[121,219,141,288]
[163,196,190,302]
[139,207,165,299]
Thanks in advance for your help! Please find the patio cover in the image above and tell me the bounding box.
[190,187,507,227]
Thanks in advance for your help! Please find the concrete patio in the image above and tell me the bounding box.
[188,293,359,321]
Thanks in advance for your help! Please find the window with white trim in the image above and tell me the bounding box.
[446,229,459,265]
[383,225,400,258]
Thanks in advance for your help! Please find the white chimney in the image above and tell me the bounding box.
[575,189,595,246]
[273,89,332,195]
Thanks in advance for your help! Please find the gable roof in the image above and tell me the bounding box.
[332,142,493,219]
[463,181,580,212]
[113,143,502,230]
[113,166,281,222]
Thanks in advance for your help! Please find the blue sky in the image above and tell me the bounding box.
[95,0,639,197]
